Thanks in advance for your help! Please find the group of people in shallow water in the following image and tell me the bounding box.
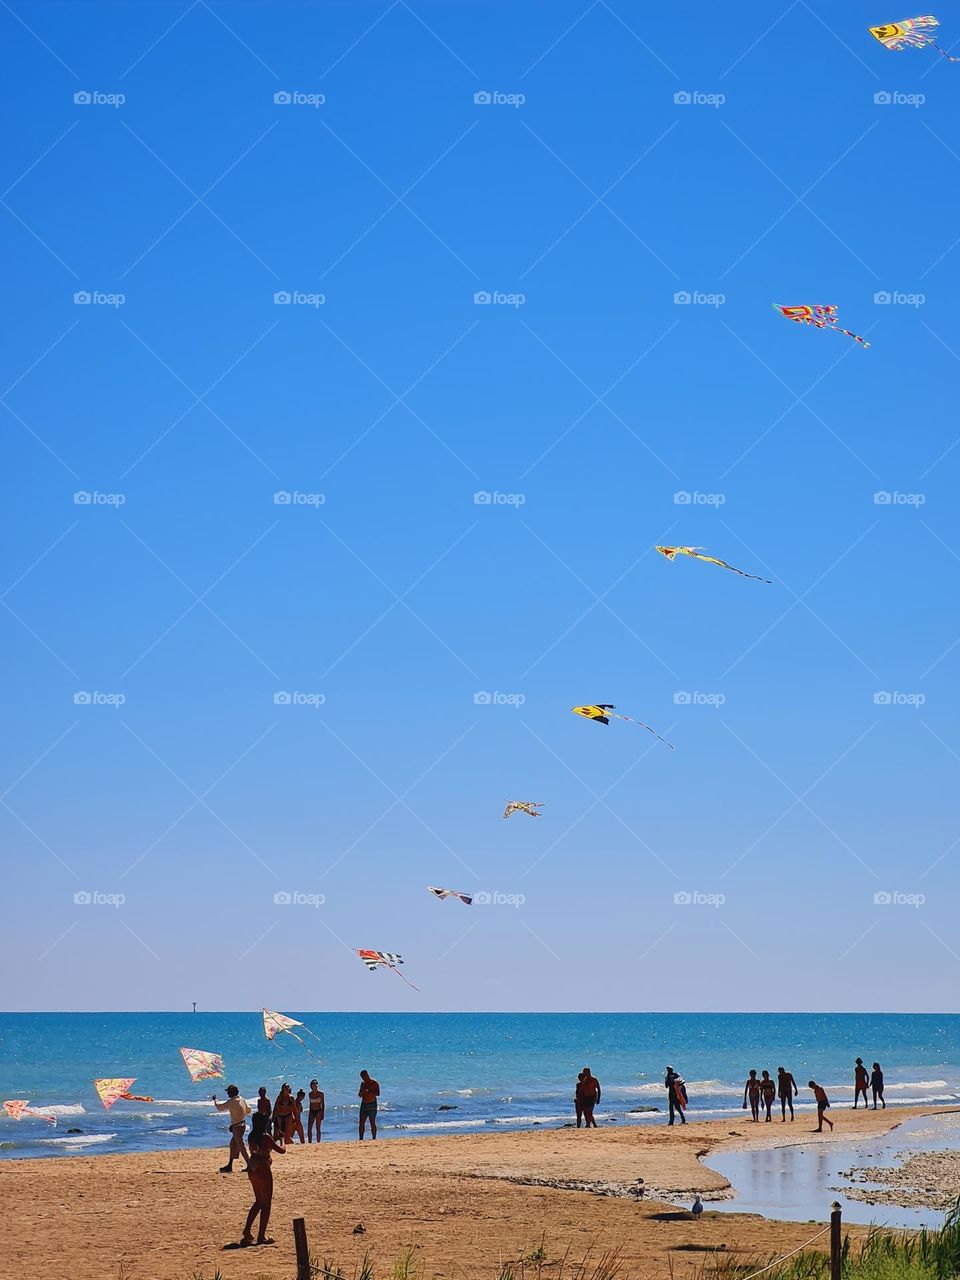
[741,1059,885,1132]
[212,1070,380,1248]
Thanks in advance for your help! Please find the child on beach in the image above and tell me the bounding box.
[291,1089,306,1143]
[241,1111,285,1247]
[808,1080,833,1132]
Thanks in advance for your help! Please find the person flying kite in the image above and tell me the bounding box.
[773,304,869,347]
[356,949,420,990]
[502,801,544,819]
[869,15,959,59]
[656,545,771,583]
[571,705,675,749]
[426,885,473,905]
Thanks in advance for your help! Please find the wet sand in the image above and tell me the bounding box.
[3,1107,951,1280]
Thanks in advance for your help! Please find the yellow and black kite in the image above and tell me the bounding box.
[571,705,674,749]
[656,545,771,584]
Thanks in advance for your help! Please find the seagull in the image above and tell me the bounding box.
[692,1195,703,1219]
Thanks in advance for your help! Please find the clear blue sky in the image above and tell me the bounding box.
[3,0,958,1013]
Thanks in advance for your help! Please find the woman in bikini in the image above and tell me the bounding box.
[241,1111,285,1247]
[759,1070,776,1122]
[307,1079,325,1142]
[742,1070,761,1121]
[291,1089,306,1143]
[272,1084,294,1145]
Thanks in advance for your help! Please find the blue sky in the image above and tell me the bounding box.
[2,0,959,1012]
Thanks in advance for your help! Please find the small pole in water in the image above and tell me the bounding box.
[293,1217,310,1280]
[830,1201,842,1280]
[192,1001,197,1013]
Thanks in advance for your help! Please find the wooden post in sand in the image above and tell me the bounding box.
[830,1201,842,1280]
[293,1216,310,1280]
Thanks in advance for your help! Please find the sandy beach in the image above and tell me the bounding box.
[5,1107,952,1280]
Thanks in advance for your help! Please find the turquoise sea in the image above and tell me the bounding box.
[1,1013,957,1159]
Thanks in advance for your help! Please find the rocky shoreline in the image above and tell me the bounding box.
[836,1149,960,1210]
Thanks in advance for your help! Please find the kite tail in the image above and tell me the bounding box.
[719,560,773,584]
[836,326,870,348]
[933,42,960,61]
[614,715,675,750]
[389,964,421,992]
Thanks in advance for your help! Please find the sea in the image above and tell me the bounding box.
[1,1012,957,1160]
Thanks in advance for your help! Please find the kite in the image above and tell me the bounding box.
[94,1078,154,1110]
[869,15,959,58]
[262,1008,322,1053]
[571,705,675,749]
[3,1099,57,1125]
[656,545,771,584]
[179,1047,224,1082]
[426,885,473,905]
[356,949,420,991]
[502,801,544,819]
[773,304,869,348]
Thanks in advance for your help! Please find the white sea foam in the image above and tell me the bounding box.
[39,1104,86,1116]
[492,1114,570,1125]
[392,1119,486,1130]
[157,1126,188,1135]
[40,1133,116,1148]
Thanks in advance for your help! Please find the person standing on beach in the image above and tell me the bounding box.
[871,1062,885,1109]
[290,1089,306,1143]
[665,1065,686,1125]
[777,1066,798,1121]
[759,1071,776,1122]
[273,1084,294,1144]
[853,1058,870,1108]
[257,1087,271,1119]
[213,1084,251,1173]
[308,1079,325,1142]
[358,1069,380,1140]
[241,1111,285,1247]
[574,1069,585,1128]
[808,1080,833,1132]
[579,1067,601,1128]
[742,1070,761,1121]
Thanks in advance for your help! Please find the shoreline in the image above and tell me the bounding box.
[5,1106,952,1280]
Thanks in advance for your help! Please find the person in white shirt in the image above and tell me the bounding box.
[213,1084,251,1172]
